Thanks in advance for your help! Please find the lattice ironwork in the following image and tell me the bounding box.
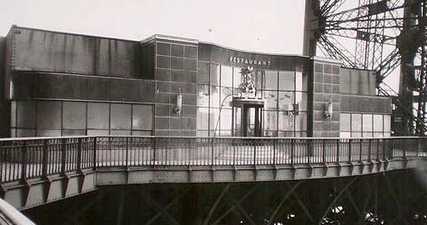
[309,0,427,135]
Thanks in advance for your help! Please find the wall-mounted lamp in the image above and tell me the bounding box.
[174,88,183,115]
[324,99,333,120]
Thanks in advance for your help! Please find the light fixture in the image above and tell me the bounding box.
[174,88,183,115]
[324,98,333,120]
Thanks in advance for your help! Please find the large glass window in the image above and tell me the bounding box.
[340,113,391,137]
[12,100,153,137]
[196,64,308,137]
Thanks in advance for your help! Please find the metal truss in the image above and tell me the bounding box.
[312,0,427,135]
[21,170,427,225]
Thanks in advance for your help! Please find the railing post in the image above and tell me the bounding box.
[376,139,380,161]
[403,138,407,159]
[20,141,27,182]
[152,137,157,166]
[232,139,236,166]
[359,139,362,162]
[348,139,352,163]
[61,138,66,175]
[253,139,257,166]
[382,138,386,160]
[336,139,340,162]
[93,137,97,169]
[125,137,129,168]
[273,139,277,165]
[322,139,326,164]
[291,139,295,166]
[368,139,372,161]
[77,138,82,171]
[417,138,421,157]
[307,140,311,165]
[42,139,48,178]
[211,138,215,166]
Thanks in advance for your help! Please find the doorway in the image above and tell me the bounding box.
[241,105,263,137]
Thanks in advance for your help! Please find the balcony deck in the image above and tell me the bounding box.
[0,136,426,209]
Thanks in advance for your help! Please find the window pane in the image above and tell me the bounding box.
[340,132,351,138]
[37,129,61,137]
[363,132,373,137]
[209,108,219,135]
[132,105,153,130]
[87,129,109,135]
[233,67,242,89]
[263,110,277,132]
[16,101,36,129]
[351,114,362,131]
[221,66,233,87]
[210,64,220,86]
[63,102,86,129]
[278,111,294,131]
[373,132,383,137]
[210,86,220,108]
[37,101,61,129]
[197,84,209,107]
[132,130,152,136]
[198,62,209,84]
[111,104,131,129]
[352,132,362,137]
[279,71,294,91]
[295,92,307,111]
[111,130,131,135]
[63,129,85,136]
[295,71,303,91]
[88,103,109,129]
[220,87,233,108]
[295,112,307,131]
[384,115,391,132]
[340,113,351,131]
[373,114,383,132]
[362,114,373,132]
[264,91,277,110]
[278,92,294,110]
[234,107,241,136]
[220,109,232,133]
[16,129,35,137]
[197,107,209,130]
[264,70,277,90]
[254,70,263,97]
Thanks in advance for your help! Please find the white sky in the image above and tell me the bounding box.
[0,0,306,55]
[0,0,402,91]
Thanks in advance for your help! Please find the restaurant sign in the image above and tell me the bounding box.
[229,56,272,67]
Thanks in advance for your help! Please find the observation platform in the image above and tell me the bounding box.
[0,136,426,210]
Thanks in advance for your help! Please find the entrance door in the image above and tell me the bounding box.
[241,105,263,137]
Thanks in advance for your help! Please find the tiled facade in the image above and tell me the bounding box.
[0,26,392,138]
[310,58,341,137]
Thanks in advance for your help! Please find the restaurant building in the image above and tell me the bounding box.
[0,26,392,138]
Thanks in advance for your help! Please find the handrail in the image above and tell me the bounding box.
[1,135,427,141]
[0,198,36,225]
[0,136,425,184]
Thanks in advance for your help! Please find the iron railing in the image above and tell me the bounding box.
[0,136,426,183]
